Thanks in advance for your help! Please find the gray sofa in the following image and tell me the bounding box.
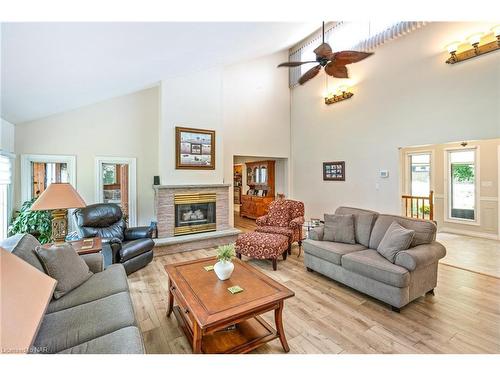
[1,234,145,354]
[303,207,446,311]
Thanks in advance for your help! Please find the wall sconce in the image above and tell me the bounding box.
[324,85,354,105]
[446,25,500,64]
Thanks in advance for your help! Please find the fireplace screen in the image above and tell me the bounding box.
[174,193,216,236]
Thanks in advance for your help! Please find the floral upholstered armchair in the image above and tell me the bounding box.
[255,199,305,254]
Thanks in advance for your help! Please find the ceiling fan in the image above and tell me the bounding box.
[278,22,374,85]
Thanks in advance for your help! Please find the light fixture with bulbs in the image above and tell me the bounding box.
[324,85,354,105]
[446,25,500,64]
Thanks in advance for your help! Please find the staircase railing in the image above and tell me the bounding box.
[402,190,434,221]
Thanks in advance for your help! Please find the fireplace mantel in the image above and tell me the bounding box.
[153,183,232,190]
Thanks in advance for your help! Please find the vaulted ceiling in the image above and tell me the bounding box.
[1,22,317,124]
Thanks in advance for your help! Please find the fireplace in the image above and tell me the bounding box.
[174,193,216,236]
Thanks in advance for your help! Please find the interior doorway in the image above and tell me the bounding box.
[95,157,137,227]
[233,155,288,220]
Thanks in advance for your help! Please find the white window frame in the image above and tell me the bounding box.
[444,146,480,226]
[498,145,500,238]
[0,151,15,238]
[95,156,137,227]
[404,150,434,196]
[21,154,77,202]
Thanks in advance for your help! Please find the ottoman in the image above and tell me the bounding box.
[235,232,289,271]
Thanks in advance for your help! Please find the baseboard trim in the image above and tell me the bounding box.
[439,227,499,240]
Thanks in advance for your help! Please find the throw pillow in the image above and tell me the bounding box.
[353,213,377,247]
[377,221,415,263]
[34,243,93,299]
[323,214,356,244]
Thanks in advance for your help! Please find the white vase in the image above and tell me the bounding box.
[214,260,234,281]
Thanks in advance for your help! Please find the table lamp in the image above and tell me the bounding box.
[30,183,86,243]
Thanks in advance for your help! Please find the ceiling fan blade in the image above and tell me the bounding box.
[332,51,374,65]
[298,65,322,85]
[313,43,333,58]
[277,61,317,67]
[324,62,349,78]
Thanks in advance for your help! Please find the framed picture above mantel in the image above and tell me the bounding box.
[323,161,345,181]
[175,126,215,170]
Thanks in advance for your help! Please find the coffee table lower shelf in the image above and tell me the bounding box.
[172,306,278,354]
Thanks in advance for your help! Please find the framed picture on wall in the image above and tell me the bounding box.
[323,161,345,181]
[175,126,215,170]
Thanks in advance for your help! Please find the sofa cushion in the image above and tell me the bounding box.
[47,264,129,313]
[342,249,410,288]
[377,221,415,263]
[323,214,356,244]
[58,326,144,354]
[335,207,378,247]
[303,239,366,265]
[34,243,93,299]
[369,214,437,250]
[33,291,137,353]
[0,234,46,273]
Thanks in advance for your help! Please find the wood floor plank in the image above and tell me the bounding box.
[127,214,500,354]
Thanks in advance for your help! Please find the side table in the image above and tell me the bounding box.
[43,237,113,268]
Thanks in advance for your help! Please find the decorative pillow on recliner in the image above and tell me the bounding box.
[377,221,415,263]
[34,243,93,299]
[323,214,356,244]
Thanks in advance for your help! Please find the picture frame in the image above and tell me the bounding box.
[175,126,215,170]
[323,161,345,181]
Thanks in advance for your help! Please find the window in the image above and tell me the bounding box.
[290,22,425,87]
[0,155,12,240]
[102,163,117,185]
[31,161,68,197]
[448,149,477,221]
[300,21,399,76]
[409,153,431,196]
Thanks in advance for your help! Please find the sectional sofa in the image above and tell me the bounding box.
[1,234,144,354]
[303,207,446,311]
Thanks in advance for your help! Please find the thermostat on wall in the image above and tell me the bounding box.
[379,170,389,178]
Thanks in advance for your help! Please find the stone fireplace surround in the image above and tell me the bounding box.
[153,184,240,255]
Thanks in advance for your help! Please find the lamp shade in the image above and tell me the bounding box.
[31,183,86,211]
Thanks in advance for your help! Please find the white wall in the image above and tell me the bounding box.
[222,51,291,223]
[291,22,500,220]
[158,52,291,225]
[0,118,15,153]
[158,68,224,185]
[14,87,159,225]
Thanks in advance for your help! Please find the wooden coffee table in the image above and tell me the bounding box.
[165,257,295,354]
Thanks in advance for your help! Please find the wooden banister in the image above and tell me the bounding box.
[401,190,434,221]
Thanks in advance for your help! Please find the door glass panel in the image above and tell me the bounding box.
[31,162,68,197]
[260,166,267,184]
[410,154,430,196]
[101,163,129,222]
[449,150,475,220]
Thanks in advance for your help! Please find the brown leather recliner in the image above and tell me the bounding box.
[73,203,154,275]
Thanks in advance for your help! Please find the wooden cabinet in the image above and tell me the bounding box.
[245,160,275,197]
[240,195,274,220]
[240,160,276,220]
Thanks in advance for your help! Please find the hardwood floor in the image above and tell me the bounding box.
[438,232,500,279]
[128,214,500,354]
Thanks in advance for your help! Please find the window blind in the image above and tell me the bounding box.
[0,155,12,185]
[289,21,427,87]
